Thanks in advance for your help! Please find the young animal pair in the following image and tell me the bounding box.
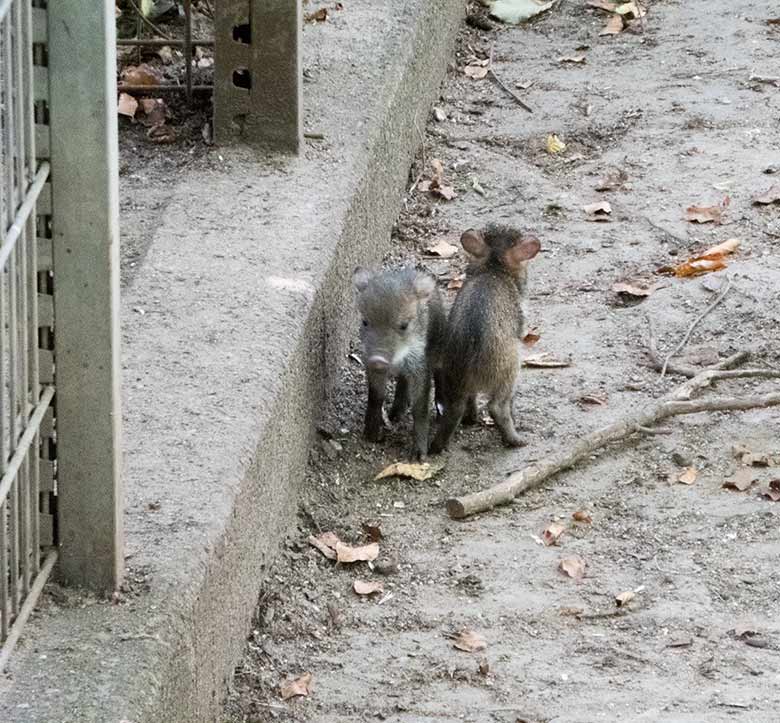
[353,223,541,459]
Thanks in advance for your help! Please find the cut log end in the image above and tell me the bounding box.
[446,498,466,519]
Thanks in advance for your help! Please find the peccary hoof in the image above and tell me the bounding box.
[429,439,446,455]
[364,425,384,443]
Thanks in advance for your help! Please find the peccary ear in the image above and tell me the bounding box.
[412,273,436,300]
[504,235,541,270]
[460,229,489,258]
[352,267,372,292]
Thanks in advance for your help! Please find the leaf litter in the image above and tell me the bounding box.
[449,629,487,653]
[541,522,565,546]
[280,672,313,700]
[670,237,740,277]
[685,196,730,224]
[375,461,443,481]
[353,579,385,596]
[522,352,571,368]
[559,556,586,580]
[722,468,756,492]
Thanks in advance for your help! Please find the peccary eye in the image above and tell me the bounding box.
[362,319,368,327]
[398,321,409,332]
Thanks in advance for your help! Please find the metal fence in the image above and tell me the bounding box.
[0,0,57,667]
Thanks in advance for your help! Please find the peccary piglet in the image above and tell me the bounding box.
[353,266,446,459]
[430,225,540,453]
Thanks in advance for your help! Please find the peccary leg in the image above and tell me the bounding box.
[462,395,479,426]
[488,386,524,447]
[430,394,467,454]
[389,375,410,422]
[364,368,388,442]
[433,368,445,418]
[409,374,432,460]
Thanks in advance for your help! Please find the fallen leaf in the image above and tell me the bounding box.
[138,97,167,127]
[353,579,384,596]
[522,329,541,346]
[599,15,624,35]
[587,0,617,10]
[375,461,442,481]
[424,238,459,258]
[546,134,566,154]
[752,185,780,205]
[117,92,138,119]
[558,54,586,64]
[308,531,342,560]
[336,541,379,563]
[579,394,608,406]
[672,237,740,277]
[559,555,586,580]
[722,468,756,492]
[612,281,658,298]
[677,467,698,485]
[572,510,592,524]
[768,18,780,26]
[157,45,174,64]
[147,124,176,144]
[595,167,628,191]
[615,1,646,18]
[743,452,774,467]
[447,274,465,291]
[434,184,457,201]
[430,158,445,183]
[522,352,571,368]
[686,197,729,224]
[120,64,160,86]
[541,522,565,546]
[583,200,612,221]
[762,479,780,502]
[464,63,490,80]
[615,590,635,607]
[559,606,585,616]
[478,658,490,676]
[362,522,383,542]
[280,672,312,700]
[304,7,328,21]
[452,629,487,653]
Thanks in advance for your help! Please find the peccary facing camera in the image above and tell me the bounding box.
[353,266,446,459]
[430,225,541,454]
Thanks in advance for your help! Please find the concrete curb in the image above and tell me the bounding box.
[0,2,464,721]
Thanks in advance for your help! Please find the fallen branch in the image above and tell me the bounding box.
[646,316,747,378]
[660,276,732,377]
[488,44,533,114]
[446,382,780,519]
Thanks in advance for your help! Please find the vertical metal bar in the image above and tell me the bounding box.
[183,0,192,102]
[12,0,25,190]
[0,501,7,641]
[47,0,124,592]
[8,245,19,616]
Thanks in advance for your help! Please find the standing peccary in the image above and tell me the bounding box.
[352,266,446,460]
[430,225,541,454]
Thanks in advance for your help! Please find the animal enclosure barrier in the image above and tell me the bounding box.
[0,0,123,667]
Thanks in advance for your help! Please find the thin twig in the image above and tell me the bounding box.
[635,0,647,34]
[127,0,174,41]
[660,276,733,377]
[488,44,533,114]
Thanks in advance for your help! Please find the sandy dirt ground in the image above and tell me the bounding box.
[221,2,780,722]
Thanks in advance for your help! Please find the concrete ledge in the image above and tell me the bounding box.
[0,1,463,721]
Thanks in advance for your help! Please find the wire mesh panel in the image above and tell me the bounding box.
[0,0,57,665]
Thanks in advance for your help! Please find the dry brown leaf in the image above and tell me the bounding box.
[147,124,177,144]
[478,658,490,676]
[336,541,379,563]
[308,531,341,560]
[280,672,312,700]
[699,238,741,258]
[117,92,138,119]
[762,479,780,502]
[361,522,383,542]
[435,184,457,201]
[375,462,441,481]
[430,158,445,183]
[572,510,592,524]
[353,579,384,596]
[424,238,459,258]
[464,63,490,80]
[615,1,646,18]
[558,55,586,64]
[752,184,780,205]
[452,629,487,653]
[138,97,168,127]
[672,238,740,277]
[304,7,328,21]
[559,555,586,580]
[522,329,541,346]
[612,281,657,298]
[583,201,612,221]
[587,0,617,10]
[722,468,756,492]
[686,197,729,224]
[677,467,698,485]
[522,352,570,368]
[599,15,624,35]
[447,274,465,291]
[121,64,160,86]
[615,590,635,607]
[579,394,608,406]
[541,522,565,546]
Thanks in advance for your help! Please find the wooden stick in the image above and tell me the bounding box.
[488,44,533,114]
[661,277,732,377]
[445,388,780,519]
[645,316,748,378]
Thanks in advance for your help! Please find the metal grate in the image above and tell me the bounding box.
[0,0,56,668]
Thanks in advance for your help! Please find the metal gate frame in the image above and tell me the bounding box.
[0,0,122,668]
